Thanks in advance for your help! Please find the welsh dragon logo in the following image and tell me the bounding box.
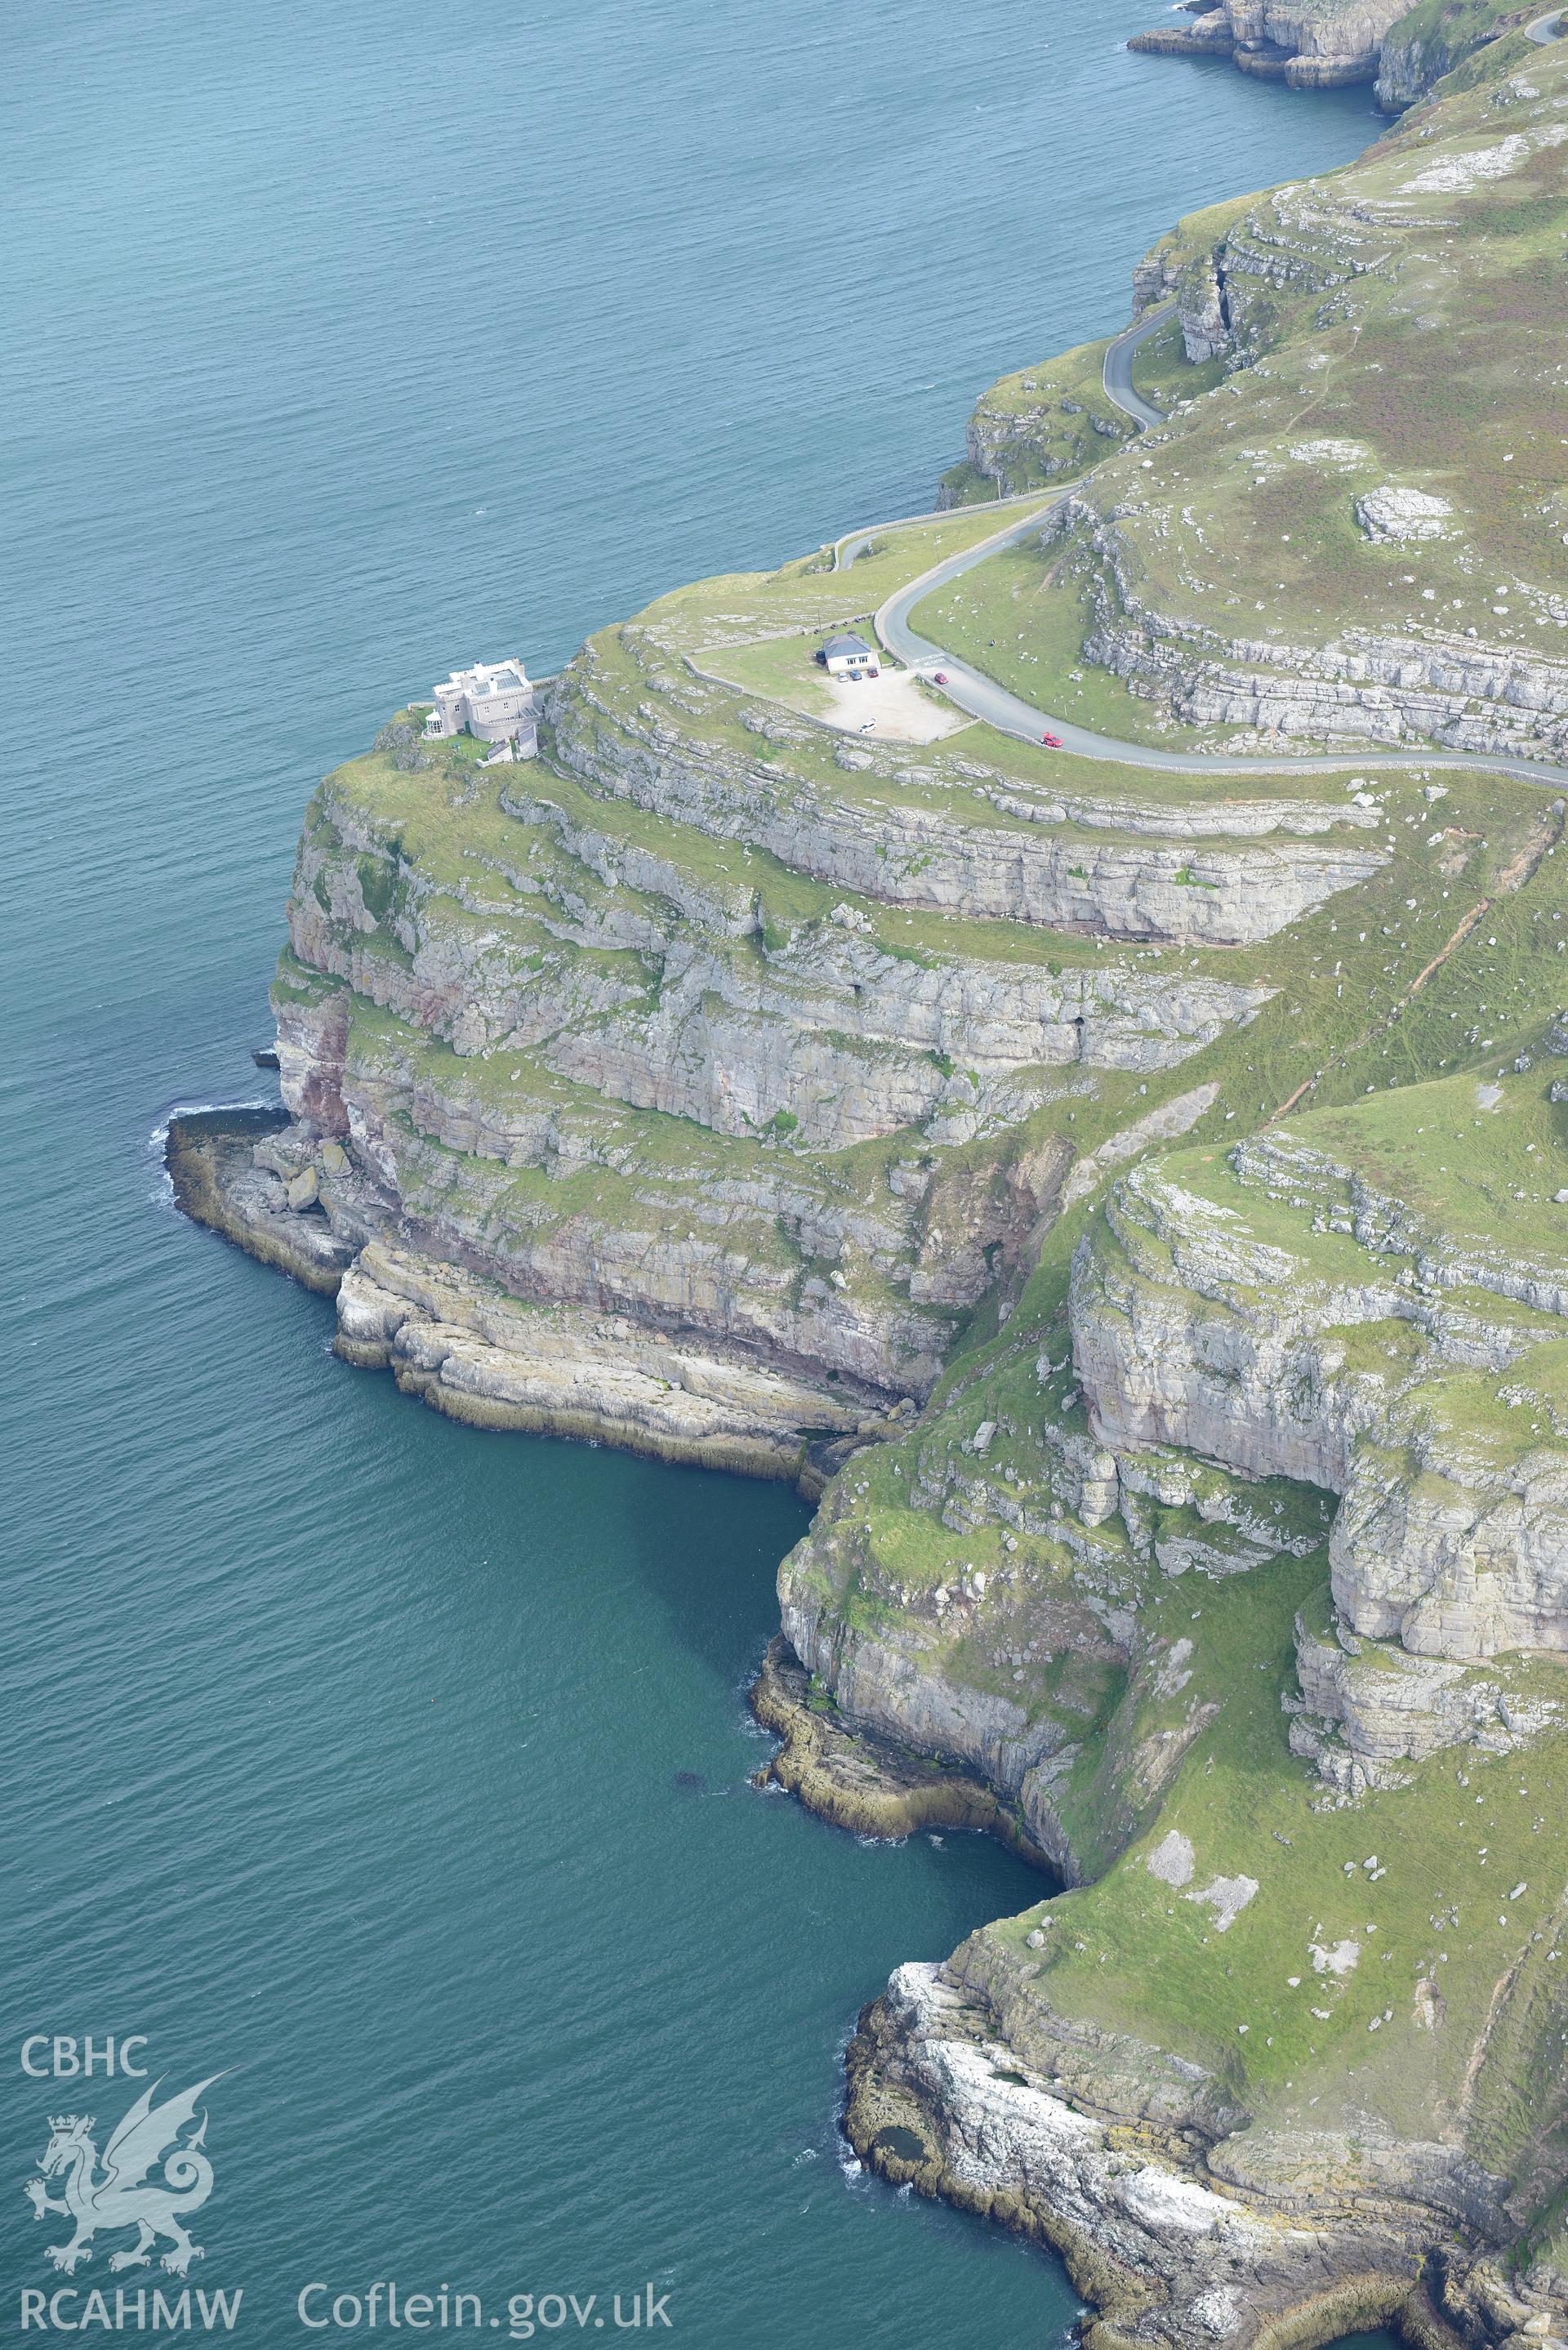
[24,2076,221,2276]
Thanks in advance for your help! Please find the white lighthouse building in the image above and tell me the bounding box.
[423,659,538,756]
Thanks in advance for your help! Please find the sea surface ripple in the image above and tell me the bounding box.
[3,4,1377,2336]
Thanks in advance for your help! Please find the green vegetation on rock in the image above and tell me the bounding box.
[185,29,1568,2347]
[938,337,1134,506]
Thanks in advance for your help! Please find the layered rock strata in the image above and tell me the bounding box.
[1129,0,1519,104]
[751,1636,1047,1854]
[546,665,1388,943]
[844,1959,1536,2350]
[1064,493,1568,760]
[1131,0,1405,89]
[183,36,1568,2337]
[777,1050,1568,2340]
[967,72,1568,765]
[1072,1131,1568,1670]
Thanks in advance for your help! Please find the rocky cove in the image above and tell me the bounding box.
[174,27,1568,2350]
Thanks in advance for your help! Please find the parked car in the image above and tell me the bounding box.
[1041,731,1063,748]
[812,648,827,665]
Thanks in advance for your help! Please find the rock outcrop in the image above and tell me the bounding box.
[1072,1121,1568,1674]
[775,1014,1568,2343]
[184,529,1315,1469]
[751,1636,1048,1853]
[1063,492,1568,762]
[547,662,1389,943]
[181,33,1568,2343]
[960,80,1568,769]
[1130,0,1525,106]
[845,1958,1520,2350]
[1289,1609,1560,1791]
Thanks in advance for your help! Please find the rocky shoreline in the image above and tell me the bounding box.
[750,1634,1049,1857]
[167,1108,889,1496]
[173,28,1568,2340]
[841,1963,1515,2350]
[167,1108,351,1295]
[1125,0,1536,112]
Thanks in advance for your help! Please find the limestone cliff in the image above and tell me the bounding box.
[1129,0,1533,106]
[177,25,1568,2346]
[185,509,1376,1472]
[751,40,1568,2350]
[785,1015,1568,2350]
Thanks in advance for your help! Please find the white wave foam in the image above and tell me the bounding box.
[145,1098,274,1207]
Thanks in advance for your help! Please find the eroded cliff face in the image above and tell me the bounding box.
[180,31,1568,2341]
[787,1032,1568,2350]
[1074,1094,1568,1679]
[777,951,1568,2343]
[247,729,1312,1439]
[846,1960,1520,2350]
[188,489,1388,1472]
[180,450,1432,1480]
[1129,0,1526,105]
[746,51,1568,2317]
[1130,0,1406,87]
[288,774,1274,1144]
[937,336,1137,506]
[546,652,1388,943]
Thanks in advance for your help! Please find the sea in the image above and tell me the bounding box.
[4,2,1383,2339]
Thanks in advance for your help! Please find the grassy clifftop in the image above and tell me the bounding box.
[945,38,1568,763]
[743,34,1568,2343]
[809,878,1568,2333]
[180,25,1568,2335]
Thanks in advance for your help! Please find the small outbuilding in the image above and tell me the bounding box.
[818,631,880,680]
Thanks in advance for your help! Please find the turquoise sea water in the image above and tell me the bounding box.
[6,3,1383,2338]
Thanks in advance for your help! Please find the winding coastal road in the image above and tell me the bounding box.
[1101,303,1169,429]
[869,309,1568,786]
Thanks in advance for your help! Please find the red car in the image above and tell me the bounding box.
[932,671,949,686]
[1041,730,1063,748]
